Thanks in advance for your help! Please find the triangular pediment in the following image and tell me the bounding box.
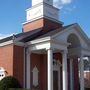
[52,23,90,49]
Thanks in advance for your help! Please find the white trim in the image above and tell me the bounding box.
[0,40,25,47]
[0,40,13,47]
[27,37,51,45]
[52,24,90,46]
[23,15,63,25]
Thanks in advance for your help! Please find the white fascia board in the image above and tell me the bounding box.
[27,36,68,51]
[29,41,51,51]
[0,40,25,47]
[0,40,13,47]
[23,15,63,25]
[27,36,51,45]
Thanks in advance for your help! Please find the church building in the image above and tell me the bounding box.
[0,0,90,90]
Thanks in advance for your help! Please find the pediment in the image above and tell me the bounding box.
[52,23,90,49]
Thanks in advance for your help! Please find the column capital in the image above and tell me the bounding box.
[26,48,31,55]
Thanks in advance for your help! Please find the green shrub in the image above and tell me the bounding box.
[85,88,90,90]
[0,76,22,90]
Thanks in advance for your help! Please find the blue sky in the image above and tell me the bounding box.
[0,0,90,38]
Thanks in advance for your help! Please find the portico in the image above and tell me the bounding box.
[24,24,90,90]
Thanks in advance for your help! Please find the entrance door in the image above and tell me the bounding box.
[53,71,58,90]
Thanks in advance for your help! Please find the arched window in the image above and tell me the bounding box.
[0,67,6,80]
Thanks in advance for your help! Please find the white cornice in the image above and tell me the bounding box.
[27,36,51,45]
[52,24,90,46]
[0,40,25,47]
[23,15,63,25]
[0,40,13,47]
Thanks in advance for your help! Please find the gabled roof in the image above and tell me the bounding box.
[0,23,89,45]
[37,23,90,45]
[37,23,75,39]
[0,28,42,43]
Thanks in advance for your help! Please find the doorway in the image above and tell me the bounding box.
[53,62,61,90]
[53,71,58,90]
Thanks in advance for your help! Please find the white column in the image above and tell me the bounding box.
[47,49,53,90]
[79,55,84,90]
[26,49,31,89]
[70,59,74,90]
[62,50,68,90]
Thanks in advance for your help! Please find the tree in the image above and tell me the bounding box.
[0,76,22,90]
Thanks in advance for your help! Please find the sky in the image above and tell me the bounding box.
[0,0,90,38]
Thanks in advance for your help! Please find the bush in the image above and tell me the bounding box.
[0,76,22,90]
[85,88,90,90]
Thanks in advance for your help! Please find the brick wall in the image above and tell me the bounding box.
[13,45,24,87]
[0,45,13,76]
[0,44,24,87]
[23,18,62,32]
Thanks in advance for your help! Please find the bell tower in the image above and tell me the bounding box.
[32,0,53,6]
[23,0,63,32]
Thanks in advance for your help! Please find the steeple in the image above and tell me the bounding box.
[23,0,63,32]
[32,0,53,6]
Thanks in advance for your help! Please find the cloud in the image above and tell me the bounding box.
[54,0,73,8]
[0,34,13,40]
[61,0,72,4]
[63,5,76,14]
[0,34,5,39]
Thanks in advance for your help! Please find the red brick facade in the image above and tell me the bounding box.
[23,18,62,32]
[0,44,24,86]
[30,52,80,90]
[0,45,13,76]
[0,44,80,90]
[13,45,24,86]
